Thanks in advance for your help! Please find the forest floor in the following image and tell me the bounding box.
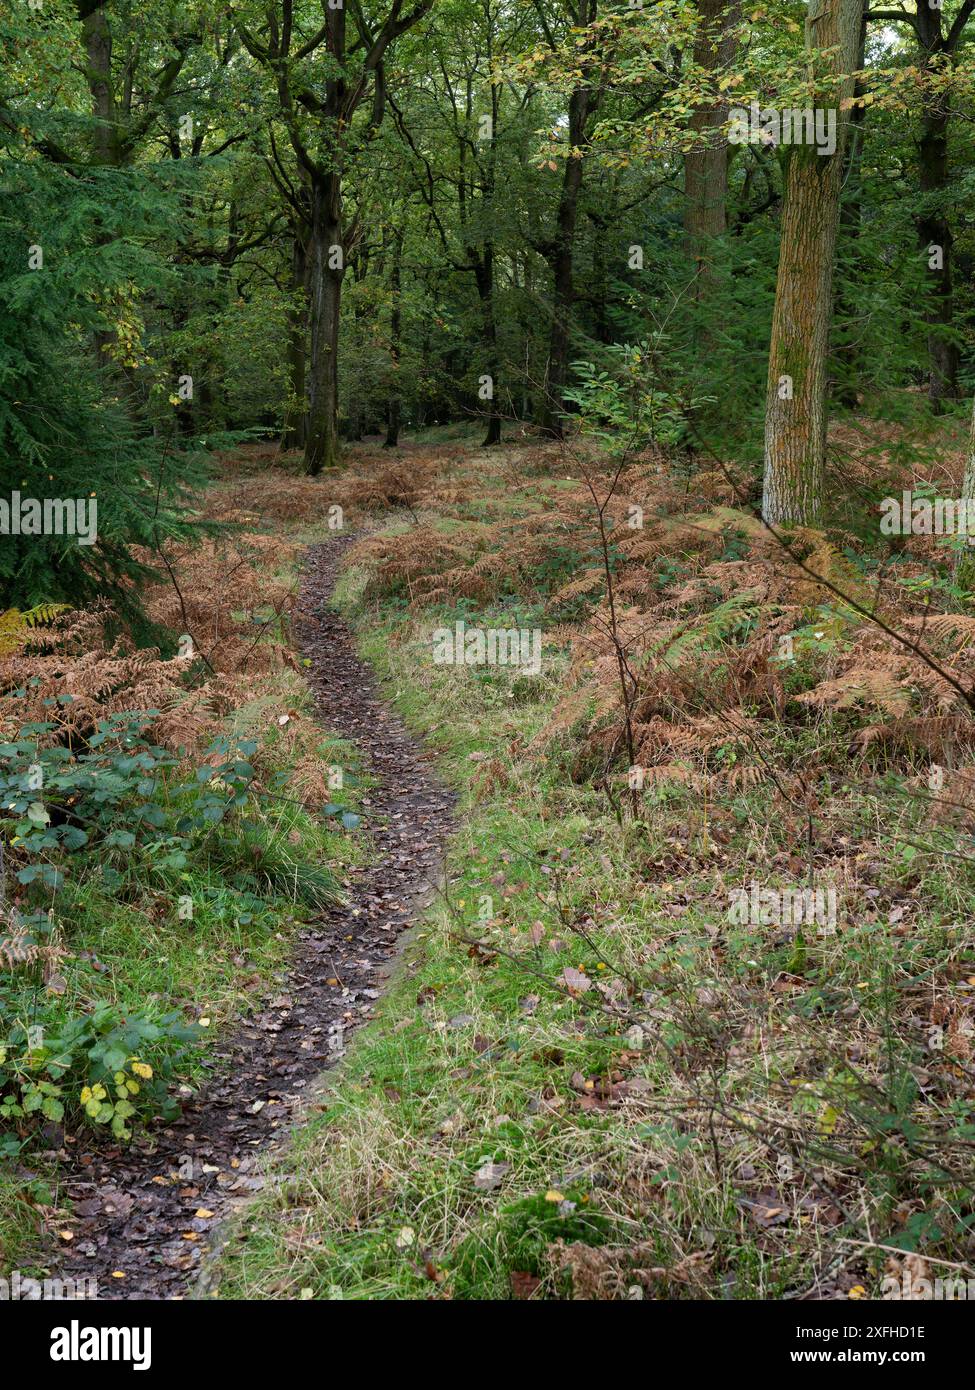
[38,537,453,1298]
[209,417,975,1301]
[6,418,975,1301]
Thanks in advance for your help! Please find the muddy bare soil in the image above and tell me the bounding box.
[55,536,454,1299]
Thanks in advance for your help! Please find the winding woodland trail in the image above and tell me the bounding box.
[55,536,455,1299]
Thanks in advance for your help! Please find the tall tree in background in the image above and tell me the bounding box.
[683,0,740,298]
[4,0,967,495]
[80,3,200,170]
[832,4,867,407]
[533,0,601,438]
[911,0,973,407]
[762,0,865,526]
[386,0,521,446]
[866,1,974,408]
[238,0,432,474]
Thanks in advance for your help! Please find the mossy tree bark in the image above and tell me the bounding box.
[304,171,344,475]
[761,0,864,527]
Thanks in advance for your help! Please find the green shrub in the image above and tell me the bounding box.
[0,999,198,1141]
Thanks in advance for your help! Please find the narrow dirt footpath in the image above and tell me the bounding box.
[56,536,455,1299]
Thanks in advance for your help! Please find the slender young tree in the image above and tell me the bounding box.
[384,223,404,448]
[385,0,516,446]
[280,201,311,452]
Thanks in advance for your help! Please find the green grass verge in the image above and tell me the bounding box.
[210,530,975,1301]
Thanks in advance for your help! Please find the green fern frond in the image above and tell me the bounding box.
[660,590,764,668]
[0,602,70,655]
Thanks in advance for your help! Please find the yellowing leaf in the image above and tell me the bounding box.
[819,1104,841,1136]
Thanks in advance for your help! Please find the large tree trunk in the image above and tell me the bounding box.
[682,0,739,295]
[916,4,958,411]
[539,85,591,438]
[762,0,864,527]
[304,174,343,475]
[84,6,120,167]
[280,221,309,452]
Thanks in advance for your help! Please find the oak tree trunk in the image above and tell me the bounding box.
[683,0,739,299]
[304,175,343,475]
[762,0,864,527]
